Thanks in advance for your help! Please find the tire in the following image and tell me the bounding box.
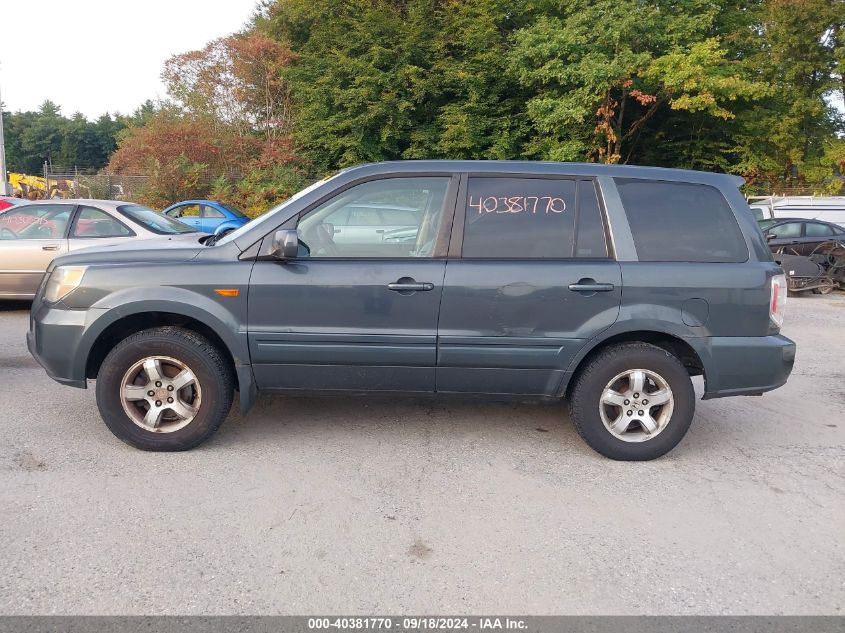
[568,342,695,461]
[95,327,234,451]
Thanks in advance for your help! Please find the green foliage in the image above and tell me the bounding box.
[8,0,843,203]
[508,1,766,163]
[264,0,843,190]
[2,100,128,174]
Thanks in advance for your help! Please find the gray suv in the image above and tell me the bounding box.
[27,161,795,460]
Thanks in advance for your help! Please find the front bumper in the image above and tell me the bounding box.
[27,302,101,389]
[694,334,796,399]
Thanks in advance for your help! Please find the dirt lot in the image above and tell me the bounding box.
[0,295,842,615]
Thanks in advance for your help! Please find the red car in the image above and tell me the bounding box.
[0,197,37,232]
[0,196,22,212]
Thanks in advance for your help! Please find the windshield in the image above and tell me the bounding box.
[118,204,197,234]
[215,178,331,246]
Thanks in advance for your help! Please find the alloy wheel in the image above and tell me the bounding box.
[119,356,202,433]
[598,368,674,442]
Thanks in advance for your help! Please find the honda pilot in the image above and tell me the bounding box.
[27,161,795,460]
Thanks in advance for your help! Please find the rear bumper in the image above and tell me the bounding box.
[692,334,796,399]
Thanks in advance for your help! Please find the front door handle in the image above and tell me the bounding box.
[568,280,615,293]
[388,277,434,294]
[388,282,434,292]
[41,245,61,251]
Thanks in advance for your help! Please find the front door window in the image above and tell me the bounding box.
[297,177,450,258]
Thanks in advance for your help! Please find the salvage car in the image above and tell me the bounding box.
[162,200,249,236]
[774,239,845,295]
[0,200,201,299]
[27,161,795,460]
[759,217,845,256]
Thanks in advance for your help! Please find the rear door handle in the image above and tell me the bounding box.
[568,282,615,293]
[41,245,61,251]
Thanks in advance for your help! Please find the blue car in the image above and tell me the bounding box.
[162,200,249,236]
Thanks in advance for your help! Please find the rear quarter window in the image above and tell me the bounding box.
[615,179,748,263]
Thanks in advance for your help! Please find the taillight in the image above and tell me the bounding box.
[770,273,787,329]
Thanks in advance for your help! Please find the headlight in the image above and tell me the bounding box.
[44,266,87,304]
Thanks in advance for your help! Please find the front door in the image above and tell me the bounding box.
[166,204,204,231]
[248,175,457,392]
[67,204,136,253]
[0,203,74,298]
[766,221,803,255]
[437,177,622,396]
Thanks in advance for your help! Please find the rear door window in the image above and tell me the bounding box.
[804,222,834,237]
[461,177,577,258]
[461,177,609,258]
[615,179,748,263]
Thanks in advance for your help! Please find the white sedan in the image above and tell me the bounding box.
[0,200,204,299]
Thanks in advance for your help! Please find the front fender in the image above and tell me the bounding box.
[77,287,257,414]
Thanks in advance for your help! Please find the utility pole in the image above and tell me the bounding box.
[0,80,9,195]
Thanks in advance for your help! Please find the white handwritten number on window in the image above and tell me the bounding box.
[468,196,567,214]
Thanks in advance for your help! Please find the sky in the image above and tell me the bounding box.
[0,0,259,119]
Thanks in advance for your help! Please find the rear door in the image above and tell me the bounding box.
[248,175,458,392]
[436,176,621,396]
[800,221,836,255]
[0,203,74,297]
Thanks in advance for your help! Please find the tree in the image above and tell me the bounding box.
[162,32,295,141]
[265,0,444,172]
[508,0,765,163]
[731,0,843,191]
[1,101,126,174]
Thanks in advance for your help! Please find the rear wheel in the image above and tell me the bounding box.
[95,327,233,451]
[568,342,695,460]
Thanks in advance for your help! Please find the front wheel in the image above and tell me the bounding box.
[568,342,695,460]
[95,327,234,451]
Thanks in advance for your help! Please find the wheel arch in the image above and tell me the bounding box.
[85,311,237,384]
[214,220,246,236]
[562,329,706,399]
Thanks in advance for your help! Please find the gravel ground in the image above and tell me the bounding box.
[0,295,843,615]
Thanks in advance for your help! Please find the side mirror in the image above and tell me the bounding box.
[271,229,299,259]
[766,234,776,242]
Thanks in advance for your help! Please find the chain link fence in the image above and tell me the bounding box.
[42,170,151,201]
[13,165,240,204]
